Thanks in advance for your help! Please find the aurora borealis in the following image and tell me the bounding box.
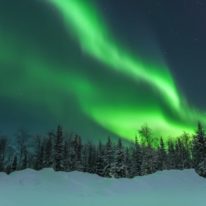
[0,0,206,141]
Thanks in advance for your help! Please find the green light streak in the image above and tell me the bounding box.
[50,0,181,110]
[45,0,204,139]
[0,35,198,140]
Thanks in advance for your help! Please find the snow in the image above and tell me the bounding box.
[0,169,206,206]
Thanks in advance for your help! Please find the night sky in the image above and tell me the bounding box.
[0,0,206,141]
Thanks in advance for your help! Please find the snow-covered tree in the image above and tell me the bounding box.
[193,122,206,167]
[11,155,18,172]
[195,159,206,178]
[54,126,64,171]
[167,140,176,169]
[130,137,142,177]
[95,142,105,176]
[44,133,53,168]
[102,137,114,177]
[157,138,167,171]
[0,137,7,172]
[141,145,158,175]
[110,139,128,178]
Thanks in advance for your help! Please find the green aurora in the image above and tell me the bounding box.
[0,0,205,141]
[48,0,204,138]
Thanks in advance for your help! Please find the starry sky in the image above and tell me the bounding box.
[0,0,206,141]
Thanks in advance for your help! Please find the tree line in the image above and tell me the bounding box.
[0,123,206,178]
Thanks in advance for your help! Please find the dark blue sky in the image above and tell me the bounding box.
[97,0,206,109]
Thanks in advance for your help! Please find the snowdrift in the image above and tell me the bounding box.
[0,169,206,206]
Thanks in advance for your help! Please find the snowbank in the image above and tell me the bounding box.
[0,169,206,206]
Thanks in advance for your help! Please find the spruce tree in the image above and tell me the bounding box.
[0,138,7,172]
[174,138,184,169]
[141,145,158,175]
[21,148,28,170]
[69,137,78,171]
[131,137,142,177]
[111,139,127,178]
[193,122,206,167]
[11,156,18,172]
[54,125,64,171]
[158,138,167,170]
[87,143,96,173]
[35,144,44,170]
[103,137,114,177]
[73,135,83,171]
[63,140,70,171]
[44,134,53,168]
[95,141,105,176]
[167,140,176,169]
[124,147,132,178]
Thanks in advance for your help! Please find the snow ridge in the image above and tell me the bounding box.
[0,169,206,206]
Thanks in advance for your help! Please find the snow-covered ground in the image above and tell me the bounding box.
[0,169,206,206]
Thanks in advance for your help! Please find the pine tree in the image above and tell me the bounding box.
[11,155,18,172]
[54,126,64,171]
[167,140,176,169]
[81,143,88,172]
[63,140,70,171]
[103,137,114,177]
[158,138,167,170]
[16,129,29,164]
[124,147,132,178]
[5,165,12,175]
[73,135,83,171]
[195,159,206,177]
[44,134,53,168]
[21,148,28,170]
[35,144,44,170]
[87,143,96,173]
[141,145,158,175]
[95,141,105,176]
[0,138,7,172]
[193,122,206,167]
[181,133,193,169]
[111,139,127,178]
[130,137,142,177]
[174,138,184,170]
[69,137,78,171]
